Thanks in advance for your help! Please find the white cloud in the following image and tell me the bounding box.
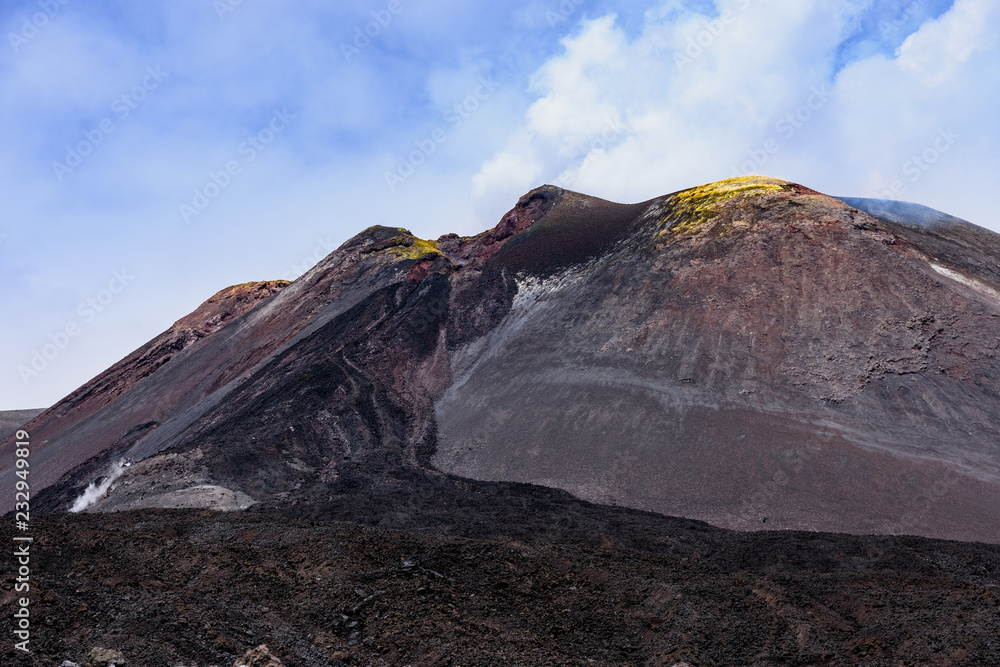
[896,0,998,86]
[471,0,1000,231]
[472,0,849,210]
[472,142,542,201]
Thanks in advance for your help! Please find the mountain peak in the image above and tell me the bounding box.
[8,178,1000,544]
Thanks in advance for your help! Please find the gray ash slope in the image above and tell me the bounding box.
[9,177,1000,544]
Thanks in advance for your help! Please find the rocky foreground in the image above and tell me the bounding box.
[1,502,998,666]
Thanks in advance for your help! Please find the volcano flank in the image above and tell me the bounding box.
[9,176,998,542]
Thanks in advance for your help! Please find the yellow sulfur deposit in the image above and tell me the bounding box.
[660,176,789,238]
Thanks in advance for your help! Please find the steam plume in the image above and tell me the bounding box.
[69,460,127,513]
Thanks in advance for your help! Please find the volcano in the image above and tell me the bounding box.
[4,176,999,545]
[4,176,1000,665]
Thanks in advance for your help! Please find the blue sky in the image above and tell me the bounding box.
[2,0,996,409]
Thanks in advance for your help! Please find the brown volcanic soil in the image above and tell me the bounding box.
[1,507,998,666]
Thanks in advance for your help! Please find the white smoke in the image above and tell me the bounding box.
[69,460,128,513]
